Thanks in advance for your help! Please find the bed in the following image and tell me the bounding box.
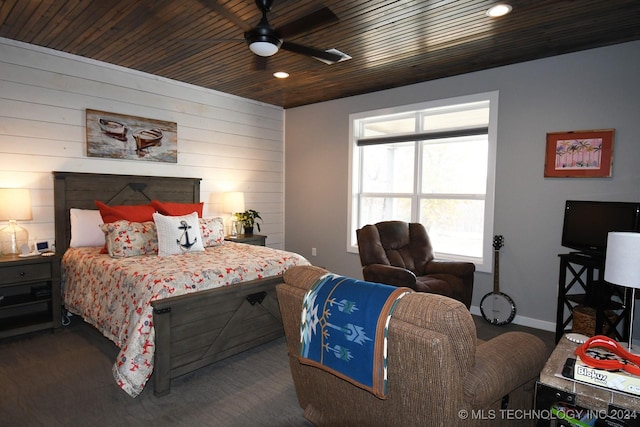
[53,171,309,397]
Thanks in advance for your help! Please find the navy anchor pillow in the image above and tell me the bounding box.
[153,212,205,256]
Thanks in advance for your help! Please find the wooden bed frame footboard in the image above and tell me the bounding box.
[151,276,284,396]
[54,171,287,397]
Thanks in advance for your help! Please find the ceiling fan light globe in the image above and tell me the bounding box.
[249,41,279,57]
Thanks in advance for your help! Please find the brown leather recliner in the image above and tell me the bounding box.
[356,220,475,308]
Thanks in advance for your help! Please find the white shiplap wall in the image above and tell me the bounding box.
[0,38,285,249]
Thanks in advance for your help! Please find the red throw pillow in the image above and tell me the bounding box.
[150,200,204,218]
[95,201,156,223]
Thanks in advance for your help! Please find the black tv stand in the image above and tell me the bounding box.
[567,251,603,260]
[555,253,630,343]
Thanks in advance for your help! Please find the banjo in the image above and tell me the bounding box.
[480,235,516,325]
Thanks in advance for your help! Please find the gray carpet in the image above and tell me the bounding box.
[473,315,556,354]
[0,318,311,427]
[0,315,554,426]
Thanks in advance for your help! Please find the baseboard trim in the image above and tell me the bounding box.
[470,305,555,332]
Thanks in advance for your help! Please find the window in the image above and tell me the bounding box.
[348,92,498,272]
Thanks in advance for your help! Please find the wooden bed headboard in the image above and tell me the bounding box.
[53,171,201,255]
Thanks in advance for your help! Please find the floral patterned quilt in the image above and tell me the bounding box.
[61,242,310,397]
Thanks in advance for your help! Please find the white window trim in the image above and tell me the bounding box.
[347,91,498,273]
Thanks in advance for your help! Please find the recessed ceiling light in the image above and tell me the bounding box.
[486,4,512,17]
[273,71,289,79]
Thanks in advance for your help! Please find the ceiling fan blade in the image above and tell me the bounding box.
[276,7,338,38]
[176,38,244,45]
[281,41,344,63]
[199,0,251,31]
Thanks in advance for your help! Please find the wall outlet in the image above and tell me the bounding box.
[311,247,317,256]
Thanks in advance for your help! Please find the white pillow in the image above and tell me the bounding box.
[70,209,105,247]
[153,212,205,256]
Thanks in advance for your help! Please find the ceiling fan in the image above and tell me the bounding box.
[201,0,347,65]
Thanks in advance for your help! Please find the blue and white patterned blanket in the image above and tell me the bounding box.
[299,273,411,398]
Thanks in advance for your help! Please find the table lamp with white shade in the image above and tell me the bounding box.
[0,188,33,255]
[604,231,640,351]
[223,191,245,237]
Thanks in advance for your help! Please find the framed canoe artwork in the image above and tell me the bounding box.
[86,109,178,163]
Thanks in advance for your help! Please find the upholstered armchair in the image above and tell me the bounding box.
[277,265,549,427]
[357,220,475,308]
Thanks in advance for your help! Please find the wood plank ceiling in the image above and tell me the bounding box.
[1,0,639,109]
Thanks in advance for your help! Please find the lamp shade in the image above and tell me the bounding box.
[605,232,640,289]
[0,188,32,221]
[223,192,245,214]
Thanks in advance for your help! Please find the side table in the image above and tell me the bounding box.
[225,234,266,246]
[535,334,640,426]
[0,254,61,339]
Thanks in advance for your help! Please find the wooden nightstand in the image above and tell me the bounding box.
[225,234,267,246]
[0,254,61,339]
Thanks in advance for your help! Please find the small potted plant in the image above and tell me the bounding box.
[235,209,262,235]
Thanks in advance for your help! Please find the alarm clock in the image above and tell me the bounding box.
[35,241,50,253]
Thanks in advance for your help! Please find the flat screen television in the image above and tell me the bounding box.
[561,200,640,256]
